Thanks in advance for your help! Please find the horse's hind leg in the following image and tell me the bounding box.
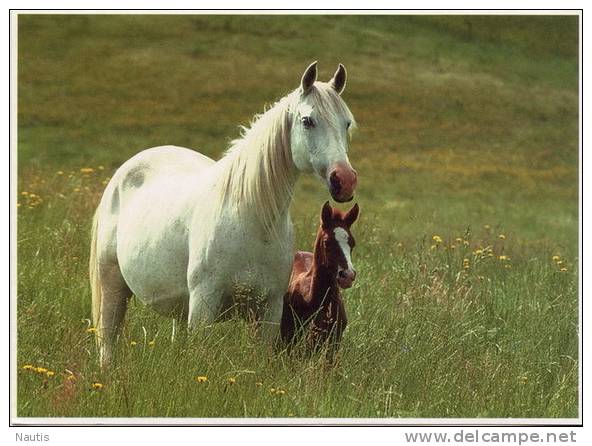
[90,211,132,367]
[96,261,132,366]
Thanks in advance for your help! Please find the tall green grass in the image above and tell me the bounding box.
[16,14,579,418]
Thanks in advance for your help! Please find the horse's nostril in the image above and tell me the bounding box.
[329,171,342,195]
[338,270,347,278]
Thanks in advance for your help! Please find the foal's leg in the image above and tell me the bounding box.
[96,260,132,367]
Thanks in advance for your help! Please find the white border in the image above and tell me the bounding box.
[7,9,584,15]
[10,417,582,426]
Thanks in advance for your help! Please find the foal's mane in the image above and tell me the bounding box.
[217,84,356,236]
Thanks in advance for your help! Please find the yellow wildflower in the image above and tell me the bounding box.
[80,167,95,174]
[86,327,98,334]
[227,377,236,385]
[98,165,105,170]
[130,341,137,347]
[560,267,568,272]
[552,255,561,262]
[22,364,34,371]
[498,234,506,240]
[148,340,155,347]
[474,249,483,255]
[519,376,528,385]
[499,255,509,261]
[46,371,55,377]
[35,367,48,374]
[195,376,208,383]
[432,235,443,244]
[430,245,436,250]
[21,191,28,196]
[91,382,103,390]
[455,237,463,243]
[57,171,64,175]
[484,224,491,230]
[255,381,263,387]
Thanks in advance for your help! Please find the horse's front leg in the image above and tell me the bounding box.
[259,289,285,344]
[187,267,224,328]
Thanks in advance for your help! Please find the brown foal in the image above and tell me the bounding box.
[280,201,359,354]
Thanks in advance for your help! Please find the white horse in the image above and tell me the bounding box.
[89,62,358,366]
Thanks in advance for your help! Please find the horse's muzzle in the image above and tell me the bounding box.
[328,163,357,203]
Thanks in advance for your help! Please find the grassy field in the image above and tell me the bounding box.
[16,14,579,419]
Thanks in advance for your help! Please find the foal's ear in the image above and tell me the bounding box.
[321,201,333,228]
[343,203,359,227]
[300,61,318,95]
[329,63,347,95]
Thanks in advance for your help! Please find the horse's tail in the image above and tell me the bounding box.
[89,209,101,330]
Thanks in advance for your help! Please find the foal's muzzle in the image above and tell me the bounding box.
[337,269,356,289]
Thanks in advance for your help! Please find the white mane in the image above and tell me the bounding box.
[217,84,356,236]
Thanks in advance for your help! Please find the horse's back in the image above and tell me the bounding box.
[292,251,313,275]
[287,251,313,291]
[101,145,216,224]
[116,145,214,184]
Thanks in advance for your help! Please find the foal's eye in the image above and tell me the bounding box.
[346,121,351,130]
[301,116,315,129]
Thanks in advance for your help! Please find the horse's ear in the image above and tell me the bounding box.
[329,63,347,95]
[343,203,359,227]
[301,61,318,95]
[321,201,333,228]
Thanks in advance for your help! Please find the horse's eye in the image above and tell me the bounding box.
[346,121,351,130]
[301,116,315,129]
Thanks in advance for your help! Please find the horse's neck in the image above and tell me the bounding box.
[309,231,338,307]
[218,98,298,235]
